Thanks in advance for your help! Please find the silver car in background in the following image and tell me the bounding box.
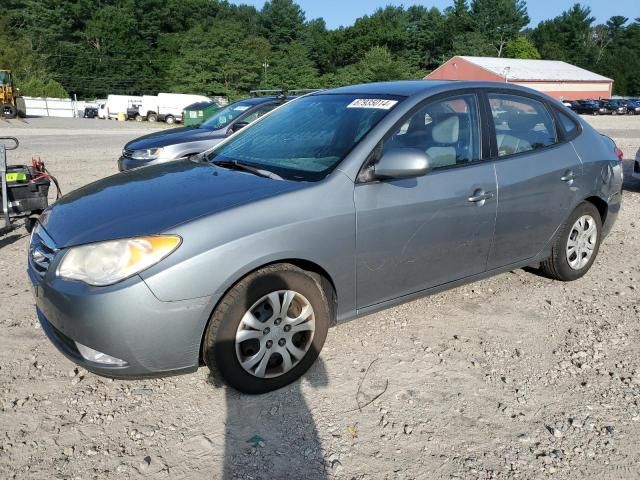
[29,81,623,393]
[117,96,287,171]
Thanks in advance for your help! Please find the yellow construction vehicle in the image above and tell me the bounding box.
[0,70,19,119]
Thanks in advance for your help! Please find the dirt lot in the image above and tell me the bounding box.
[0,116,639,480]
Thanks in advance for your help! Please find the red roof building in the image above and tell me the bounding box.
[426,56,613,101]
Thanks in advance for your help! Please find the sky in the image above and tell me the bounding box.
[232,0,640,28]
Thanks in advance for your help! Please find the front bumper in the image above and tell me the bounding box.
[29,265,212,377]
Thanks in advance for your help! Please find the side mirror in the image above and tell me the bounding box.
[374,148,431,180]
[228,122,249,135]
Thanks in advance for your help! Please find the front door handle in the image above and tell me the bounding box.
[467,190,494,204]
[561,170,575,182]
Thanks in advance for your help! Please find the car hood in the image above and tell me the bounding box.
[125,126,225,150]
[39,161,304,248]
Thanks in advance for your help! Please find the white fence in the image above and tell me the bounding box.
[22,97,79,118]
[22,95,227,117]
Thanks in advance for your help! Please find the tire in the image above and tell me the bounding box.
[135,115,143,122]
[541,202,602,281]
[2,104,17,119]
[165,115,175,125]
[147,113,157,123]
[203,264,330,394]
[24,215,40,233]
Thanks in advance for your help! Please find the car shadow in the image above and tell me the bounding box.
[205,265,331,479]
[0,230,27,248]
[207,358,328,480]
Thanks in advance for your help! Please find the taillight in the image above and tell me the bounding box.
[614,145,624,162]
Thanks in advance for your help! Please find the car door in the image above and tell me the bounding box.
[354,92,498,308]
[485,92,583,269]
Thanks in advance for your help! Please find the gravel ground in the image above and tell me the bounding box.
[0,116,639,480]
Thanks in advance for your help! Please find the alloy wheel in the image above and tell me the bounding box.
[566,215,597,270]
[235,290,315,378]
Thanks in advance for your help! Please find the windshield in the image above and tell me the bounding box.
[0,71,11,85]
[200,101,254,130]
[208,94,402,181]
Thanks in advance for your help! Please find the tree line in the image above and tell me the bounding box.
[1,0,639,99]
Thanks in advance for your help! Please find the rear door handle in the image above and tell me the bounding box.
[561,170,576,182]
[467,190,494,203]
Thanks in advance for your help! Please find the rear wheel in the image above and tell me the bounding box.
[147,113,157,122]
[541,202,602,281]
[203,264,330,394]
[165,115,175,125]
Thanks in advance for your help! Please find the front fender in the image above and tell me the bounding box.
[140,173,357,321]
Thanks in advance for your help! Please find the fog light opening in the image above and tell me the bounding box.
[75,342,128,366]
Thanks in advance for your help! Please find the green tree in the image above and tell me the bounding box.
[0,26,68,97]
[325,46,421,87]
[262,42,319,89]
[259,0,306,45]
[470,0,530,56]
[166,21,270,97]
[504,36,541,59]
[531,4,597,67]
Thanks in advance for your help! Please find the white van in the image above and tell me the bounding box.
[98,103,108,119]
[104,95,143,120]
[138,93,211,124]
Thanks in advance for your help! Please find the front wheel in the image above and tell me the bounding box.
[1,104,17,119]
[541,202,602,281]
[203,264,330,394]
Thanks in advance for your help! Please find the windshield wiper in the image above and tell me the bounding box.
[211,159,282,180]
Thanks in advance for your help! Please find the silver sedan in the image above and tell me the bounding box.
[29,81,623,393]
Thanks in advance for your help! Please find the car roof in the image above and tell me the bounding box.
[319,80,454,97]
[315,80,564,101]
[236,96,289,105]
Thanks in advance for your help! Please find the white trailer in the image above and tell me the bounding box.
[103,95,143,119]
[138,93,211,124]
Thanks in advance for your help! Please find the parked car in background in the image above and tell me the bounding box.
[604,100,629,115]
[623,100,640,115]
[137,93,211,124]
[31,81,623,393]
[83,107,98,118]
[126,103,141,120]
[118,95,290,171]
[572,100,608,115]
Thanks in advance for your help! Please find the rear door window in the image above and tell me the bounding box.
[488,94,557,157]
[556,108,579,139]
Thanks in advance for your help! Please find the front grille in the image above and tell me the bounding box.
[29,226,58,277]
[122,148,134,158]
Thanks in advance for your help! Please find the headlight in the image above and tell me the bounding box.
[131,148,163,160]
[57,235,181,286]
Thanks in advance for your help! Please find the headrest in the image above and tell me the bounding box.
[432,115,459,144]
[506,111,539,132]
